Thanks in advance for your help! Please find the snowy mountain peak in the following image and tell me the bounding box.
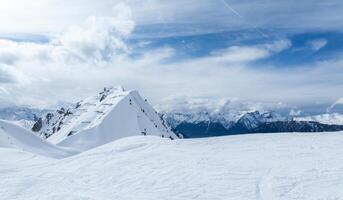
[32,87,178,151]
[237,110,285,129]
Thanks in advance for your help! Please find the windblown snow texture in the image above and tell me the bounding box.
[1,133,343,199]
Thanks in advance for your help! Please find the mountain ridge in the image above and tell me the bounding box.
[31,86,179,151]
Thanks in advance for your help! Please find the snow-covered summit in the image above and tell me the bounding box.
[236,110,285,129]
[33,86,178,151]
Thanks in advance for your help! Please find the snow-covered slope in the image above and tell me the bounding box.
[13,119,36,130]
[1,132,343,199]
[0,120,77,158]
[33,86,178,151]
[296,113,343,125]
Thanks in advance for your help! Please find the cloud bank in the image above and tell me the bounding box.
[0,1,342,113]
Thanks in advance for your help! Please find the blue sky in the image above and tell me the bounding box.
[0,0,342,115]
[130,29,343,66]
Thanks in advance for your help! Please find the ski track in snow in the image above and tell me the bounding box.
[1,132,343,199]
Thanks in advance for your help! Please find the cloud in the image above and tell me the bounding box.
[1,0,343,37]
[327,97,343,113]
[56,3,134,62]
[210,46,270,63]
[0,65,17,83]
[156,96,291,116]
[0,3,136,107]
[209,39,291,64]
[129,0,343,37]
[308,39,328,51]
[0,3,134,65]
[289,109,302,116]
[0,1,342,113]
[0,28,341,110]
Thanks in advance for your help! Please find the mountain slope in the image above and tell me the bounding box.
[0,120,77,158]
[1,132,343,199]
[33,87,178,151]
[252,120,343,133]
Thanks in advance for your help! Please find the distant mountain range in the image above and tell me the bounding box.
[0,106,50,121]
[1,95,343,139]
[162,110,343,138]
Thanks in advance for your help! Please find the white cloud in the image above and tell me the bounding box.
[1,0,343,37]
[210,46,269,63]
[0,2,342,110]
[289,109,302,116]
[0,30,341,109]
[210,39,291,64]
[308,39,328,51]
[0,65,17,83]
[0,3,134,66]
[327,97,343,113]
[54,4,134,63]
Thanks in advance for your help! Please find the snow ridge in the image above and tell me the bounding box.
[0,120,77,158]
[33,86,178,151]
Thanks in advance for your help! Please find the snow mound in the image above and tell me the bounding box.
[40,86,178,151]
[0,120,77,158]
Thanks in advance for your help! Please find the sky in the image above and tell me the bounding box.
[0,0,342,114]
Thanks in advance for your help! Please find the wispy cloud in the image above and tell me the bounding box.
[327,97,343,113]
[308,39,328,51]
[2,0,343,37]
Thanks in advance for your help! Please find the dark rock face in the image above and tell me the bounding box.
[173,122,229,138]
[31,118,43,132]
[31,107,72,139]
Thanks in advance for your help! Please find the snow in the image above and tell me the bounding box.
[13,119,36,130]
[296,113,343,125]
[0,120,78,158]
[1,87,343,199]
[44,87,177,151]
[1,132,343,199]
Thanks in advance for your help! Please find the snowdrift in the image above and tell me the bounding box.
[0,120,77,158]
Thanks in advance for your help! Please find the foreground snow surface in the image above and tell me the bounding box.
[1,133,343,200]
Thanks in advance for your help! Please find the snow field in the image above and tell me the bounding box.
[1,132,343,199]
